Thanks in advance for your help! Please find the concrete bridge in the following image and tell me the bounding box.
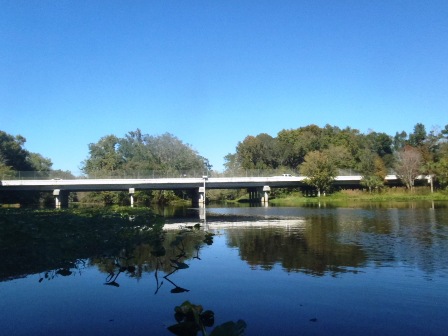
[1,173,402,207]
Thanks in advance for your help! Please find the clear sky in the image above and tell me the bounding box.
[1,1,447,173]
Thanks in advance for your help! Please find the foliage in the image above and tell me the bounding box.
[0,131,33,171]
[235,133,279,169]
[358,150,387,192]
[0,130,59,204]
[80,129,211,204]
[435,143,448,188]
[300,150,337,196]
[82,129,210,176]
[229,124,394,172]
[225,122,448,192]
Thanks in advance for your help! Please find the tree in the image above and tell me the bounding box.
[408,123,427,147]
[118,129,156,172]
[82,135,122,176]
[224,153,240,172]
[358,150,387,192]
[393,131,407,151]
[0,154,13,178]
[0,130,54,204]
[394,146,423,190]
[146,133,207,173]
[27,153,52,172]
[277,125,325,168]
[0,131,34,171]
[300,150,337,197]
[80,130,210,204]
[235,133,278,169]
[441,124,448,139]
[435,142,448,189]
[364,131,394,167]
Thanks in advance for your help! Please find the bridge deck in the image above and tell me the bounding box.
[0,175,400,192]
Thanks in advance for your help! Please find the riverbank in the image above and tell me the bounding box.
[268,187,448,205]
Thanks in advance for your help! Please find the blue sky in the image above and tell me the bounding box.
[1,1,447,173]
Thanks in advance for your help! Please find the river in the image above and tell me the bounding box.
[1,201,447,335]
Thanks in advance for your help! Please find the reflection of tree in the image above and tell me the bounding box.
[92,228,212,292]
[226,217,366,276]
[0,208,213,292]
[38,259,87,283]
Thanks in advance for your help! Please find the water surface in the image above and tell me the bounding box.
[1,202,447,335]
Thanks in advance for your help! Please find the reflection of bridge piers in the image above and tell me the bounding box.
[199,203,207,229]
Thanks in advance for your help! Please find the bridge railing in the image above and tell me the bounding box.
[337,169,362,176]
[2,168,376,181]
[2,169,307,180]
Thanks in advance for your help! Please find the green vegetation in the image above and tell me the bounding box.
[225,123,448,195]
[269,187,448,205]
[2,122,448,205]
[0,131,74,204]
[80,129,210,205]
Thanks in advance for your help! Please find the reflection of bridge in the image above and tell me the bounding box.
[1,174,402,207]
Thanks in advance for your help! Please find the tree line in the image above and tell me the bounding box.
[225,123,448,195]
[0,131,72,204]
[81,129,211,176]
[80,129,211,204]
[1,123,448,204]
[0,128,211,204]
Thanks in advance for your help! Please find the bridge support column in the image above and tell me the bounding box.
[198,187,205,204]
[53,189,69,208]
[129,188,135,207]
[248,187,264,203]
[262,186,271,204]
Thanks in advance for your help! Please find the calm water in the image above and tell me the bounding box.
[1,202,448,335]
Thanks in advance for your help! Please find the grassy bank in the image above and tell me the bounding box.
[269,187,448,205]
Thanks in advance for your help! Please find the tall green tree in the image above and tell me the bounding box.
[146,133,208,173]
[27,153,52,172]
[224,153,242,172]
[393,131,407,151]
[358,150,387,192]
[277,125,324,168]
[81,130,210,204]
[364,131,394,167]
[82,135,122,176]
[435,142,448,189]
[300,150,338,197]
[408,123,427,147]
[235,133,278,169]
[0,130,54,204]
[0,131,33,171]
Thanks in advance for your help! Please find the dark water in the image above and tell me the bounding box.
[1,202,448,335]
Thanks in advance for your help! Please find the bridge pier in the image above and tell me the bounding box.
[262,186,270,204]
[247,186,271,204]
[198,186,205,204]
[53,189,69,208]
[129,188,135,207]
[248,187,267,203]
